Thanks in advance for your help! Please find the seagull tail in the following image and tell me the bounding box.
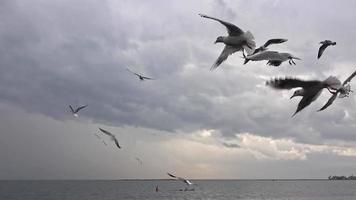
[243,31,256,55]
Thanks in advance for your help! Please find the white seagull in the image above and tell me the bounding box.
[69,104,87,117]
[266,76,341,116]
[167,172,194,186]
[243,51,300,66]
[126,68,154,81]
[318,40,336,59]
[319,70,356,111]
[98,128,121,149]
[199,13,256,70]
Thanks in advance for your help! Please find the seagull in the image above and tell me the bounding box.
[167,172,194,186]
[266,76,342,116]
[126,68,154,81]
[252,38,288,55]
[318,40,336,59]
[319,70,356,111]
[199,13,256,70]
[243,51,300,66]
[98,128,121,149]
[69,104,87,117]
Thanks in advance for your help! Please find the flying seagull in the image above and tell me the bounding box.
[252,38,288,55]
[199,13,256,70]
[98,128,121,149]
[318,40,336,59]
[243,51,300,66]
[126,68,154,81]
[69,104,87,117]
[167,172,194,186]
[319,70,356,111]
[266,76,342,116]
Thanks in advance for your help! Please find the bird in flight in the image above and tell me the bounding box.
[167,172,194,186]
[266,76,342,116]
[319,70,356,111]
[318,40,336,59]
[126,68,154,81]
[243,51,300,66]
[98,128,121,149]
[69,104,87,117]
[199,13,256,70]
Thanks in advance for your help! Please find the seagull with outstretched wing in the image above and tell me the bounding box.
[199,13,256,70]
[319,70,356,111]
[266,76,342,116]
[69,104,87,117]
[318,40,336,59]
[98,128,121,149]
[126,68,154,81]
[167,172,194,186]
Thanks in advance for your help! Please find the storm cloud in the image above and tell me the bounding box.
[1,0,356,179]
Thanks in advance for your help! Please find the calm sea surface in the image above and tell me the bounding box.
[1,180,356,200]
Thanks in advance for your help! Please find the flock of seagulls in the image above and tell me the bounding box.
[199,13,355,116]
[64,13,355,191]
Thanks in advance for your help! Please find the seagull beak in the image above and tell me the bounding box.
[292,56,301,60]
[290,94,296,99]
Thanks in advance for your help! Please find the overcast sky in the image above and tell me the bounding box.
[1,0,356,180]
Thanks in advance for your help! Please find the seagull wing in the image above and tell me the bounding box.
[167,173,178,179]
[342,70,356,85]
[293,89,322,116]
[252,51,280,61]
[126,68,141,77]
[69,105,75,113]
[99,128,114,137]
[184,179,193,185]
[112,137,121,149]
[199,14,243,36]
[263,38,288,48]
[266,78,321,90]
[75,105,87,113]
[318,93,338,111]
[141,75,154,80]
[317,43,328,59]
[211,45,239,70]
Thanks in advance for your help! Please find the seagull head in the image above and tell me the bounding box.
[73,113,79,117]
[290,89,304,99]
[215,36,224,44]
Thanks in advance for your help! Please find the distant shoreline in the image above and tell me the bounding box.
[0,179,338,181]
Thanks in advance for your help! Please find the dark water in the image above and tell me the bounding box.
[1,180,356,200]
